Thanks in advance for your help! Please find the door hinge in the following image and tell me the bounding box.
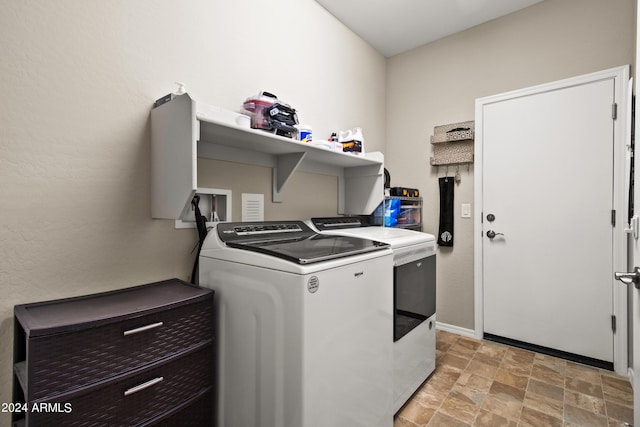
[612,103,618,120]
[612,210,616,226]
[611,314,617,333]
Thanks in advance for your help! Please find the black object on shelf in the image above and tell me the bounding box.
[390,187,420,197]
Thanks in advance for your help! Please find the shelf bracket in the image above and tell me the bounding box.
[273,152,306,202]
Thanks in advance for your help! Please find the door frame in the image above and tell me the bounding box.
[473,65,630,374]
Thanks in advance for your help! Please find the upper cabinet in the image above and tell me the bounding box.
[150,94,384,220]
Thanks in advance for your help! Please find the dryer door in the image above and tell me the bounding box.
[394,255,436,341]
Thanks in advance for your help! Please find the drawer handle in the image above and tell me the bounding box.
[123,321,163,336]
[124,376,164,396]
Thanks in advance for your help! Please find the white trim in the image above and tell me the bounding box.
[473,95,485,341]
[436,321,476,339]
[474,65,630,375]
[629,367,635,390]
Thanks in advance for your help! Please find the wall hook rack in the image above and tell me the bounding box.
[429,120,475,166]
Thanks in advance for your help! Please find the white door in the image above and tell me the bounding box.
[620,9,640,422]
[629,201,640,426]
[616,132,640,426]
[478,74,620,364]
[634,10,640,421]
[614,67,640,426]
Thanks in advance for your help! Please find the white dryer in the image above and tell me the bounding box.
[199,221,394,427]
[308,217,436,413]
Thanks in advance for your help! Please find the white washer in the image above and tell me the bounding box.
[308,217,436,413]
[199,221,394,427]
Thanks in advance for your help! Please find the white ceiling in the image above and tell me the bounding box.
[315,0,544,57]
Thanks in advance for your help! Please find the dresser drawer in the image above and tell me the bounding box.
[27,298,212,400]
[27,344,211,427]
[151,388,212,427]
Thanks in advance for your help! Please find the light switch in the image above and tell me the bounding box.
[461,203,471,218]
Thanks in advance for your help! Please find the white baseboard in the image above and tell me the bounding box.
[436,321,476,339]
[628,367,635,390]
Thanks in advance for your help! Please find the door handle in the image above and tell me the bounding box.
[486,230,504,239]
[614,267,640,288]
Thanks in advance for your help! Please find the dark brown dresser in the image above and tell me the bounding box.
[12,278,214,427]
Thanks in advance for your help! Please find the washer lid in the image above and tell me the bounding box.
[217,221,389,264]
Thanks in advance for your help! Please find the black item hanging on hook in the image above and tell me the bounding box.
[438,177,454,246]
[190,195,209,285]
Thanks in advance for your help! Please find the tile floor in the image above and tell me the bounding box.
[394,330,634,427]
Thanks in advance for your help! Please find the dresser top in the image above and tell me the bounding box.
[15,279,213,337]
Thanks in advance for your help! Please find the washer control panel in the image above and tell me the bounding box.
[217,221,312,242]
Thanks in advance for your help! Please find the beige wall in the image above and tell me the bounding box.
[0,1,385,422]
[198,159,340,221]
[385,0,636,330]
